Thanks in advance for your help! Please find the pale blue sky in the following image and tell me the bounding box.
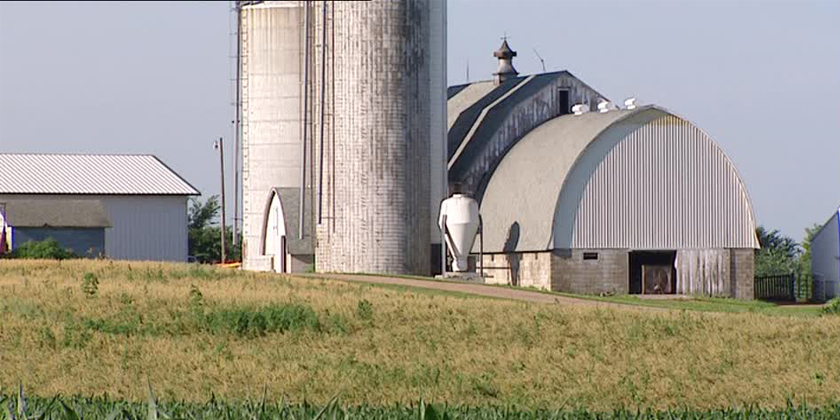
[1,0,838,241]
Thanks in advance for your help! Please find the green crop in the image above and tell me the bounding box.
[1,385,839,420]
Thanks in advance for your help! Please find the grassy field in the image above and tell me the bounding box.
[1,260,839,412]
[554,293,827,317]
[360,272,829,317]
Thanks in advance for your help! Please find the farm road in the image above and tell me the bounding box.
[303,273,650,310]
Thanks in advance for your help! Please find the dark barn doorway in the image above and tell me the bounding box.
[629,251,677,295]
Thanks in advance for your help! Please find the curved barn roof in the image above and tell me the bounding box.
[478,105,759,253]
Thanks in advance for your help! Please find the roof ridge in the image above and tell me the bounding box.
[451,70,569,87]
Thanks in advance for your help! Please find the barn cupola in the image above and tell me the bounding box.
[493,38,518,85]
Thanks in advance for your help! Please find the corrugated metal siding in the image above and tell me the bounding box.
[571,115,759,249]
[102,196,189,261]
[811,211,839,294]
[0,154,198,195]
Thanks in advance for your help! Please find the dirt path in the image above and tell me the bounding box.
[303,273,643,310]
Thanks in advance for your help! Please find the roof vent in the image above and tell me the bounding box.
[597,100,612,113]
[572,104,590,116]
[624,97,637,110]
[493,38,519,85]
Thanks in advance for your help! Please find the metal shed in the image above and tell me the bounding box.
[811,208,840,301]
[0,154,200,261]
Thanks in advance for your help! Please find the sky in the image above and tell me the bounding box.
[1,0,838,242]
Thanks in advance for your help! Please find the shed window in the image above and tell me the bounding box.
[583,252,598,260]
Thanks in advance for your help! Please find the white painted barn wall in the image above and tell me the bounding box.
[811,210,840,300]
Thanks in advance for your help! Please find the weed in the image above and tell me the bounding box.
[355,299,374,321]
[38,326,57,349]
[822,297,840,316]
[82,272,99,297]
[202,303,323,337]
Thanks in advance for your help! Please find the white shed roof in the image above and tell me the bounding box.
[0,154,200,196]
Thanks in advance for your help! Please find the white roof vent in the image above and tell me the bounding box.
[597,100,612,113]
[624,97,637,110]
[572,104,590,116]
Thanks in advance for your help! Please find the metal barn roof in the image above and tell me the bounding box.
[0,154,200,196]
[477,106,760,253]
[1,199,112,228]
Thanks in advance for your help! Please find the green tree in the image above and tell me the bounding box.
[187,196,241,263]
[796,223,822,285]
[754,226,800,277]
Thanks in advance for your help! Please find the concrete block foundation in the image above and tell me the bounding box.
[478,248,756,299]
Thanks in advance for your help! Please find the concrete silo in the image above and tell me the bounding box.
[239,1,304,271]
[315,0,436,275]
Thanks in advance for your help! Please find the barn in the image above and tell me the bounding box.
[448,41,759,298]
[811,207,840,301]
[0,154,200,261]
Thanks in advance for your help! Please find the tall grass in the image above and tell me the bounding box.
[1,260,840,411]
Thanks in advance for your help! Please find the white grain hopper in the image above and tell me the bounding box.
[438,193,480,273]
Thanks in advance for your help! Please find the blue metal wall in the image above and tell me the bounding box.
[13,227,106,258]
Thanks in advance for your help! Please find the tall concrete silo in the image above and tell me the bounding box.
[239,1,304,270]
[316,0,435,275]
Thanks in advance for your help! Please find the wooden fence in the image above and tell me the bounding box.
[754,274,796,301]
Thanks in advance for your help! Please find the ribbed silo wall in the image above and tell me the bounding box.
[318,0,432,275]
[429,0,447,260]
[240,2,303,270]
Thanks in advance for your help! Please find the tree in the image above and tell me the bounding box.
[187,196,241,263]
[754,226,800,277]
[796,223,822,285]
[188,195,220,230]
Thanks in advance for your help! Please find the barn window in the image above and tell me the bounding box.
[583,252,598,260]
[558,89,570,116]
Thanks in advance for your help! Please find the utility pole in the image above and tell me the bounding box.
[215,137,227,264]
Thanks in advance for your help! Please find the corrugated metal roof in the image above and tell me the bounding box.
[0,154,200,196]
[478,106,759,253]
[1,199,112,228]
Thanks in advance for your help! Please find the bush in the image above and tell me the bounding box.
[823,297,840,316]
[11,238,77,260]
[202,302,323,337]
[356,299,374,321]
